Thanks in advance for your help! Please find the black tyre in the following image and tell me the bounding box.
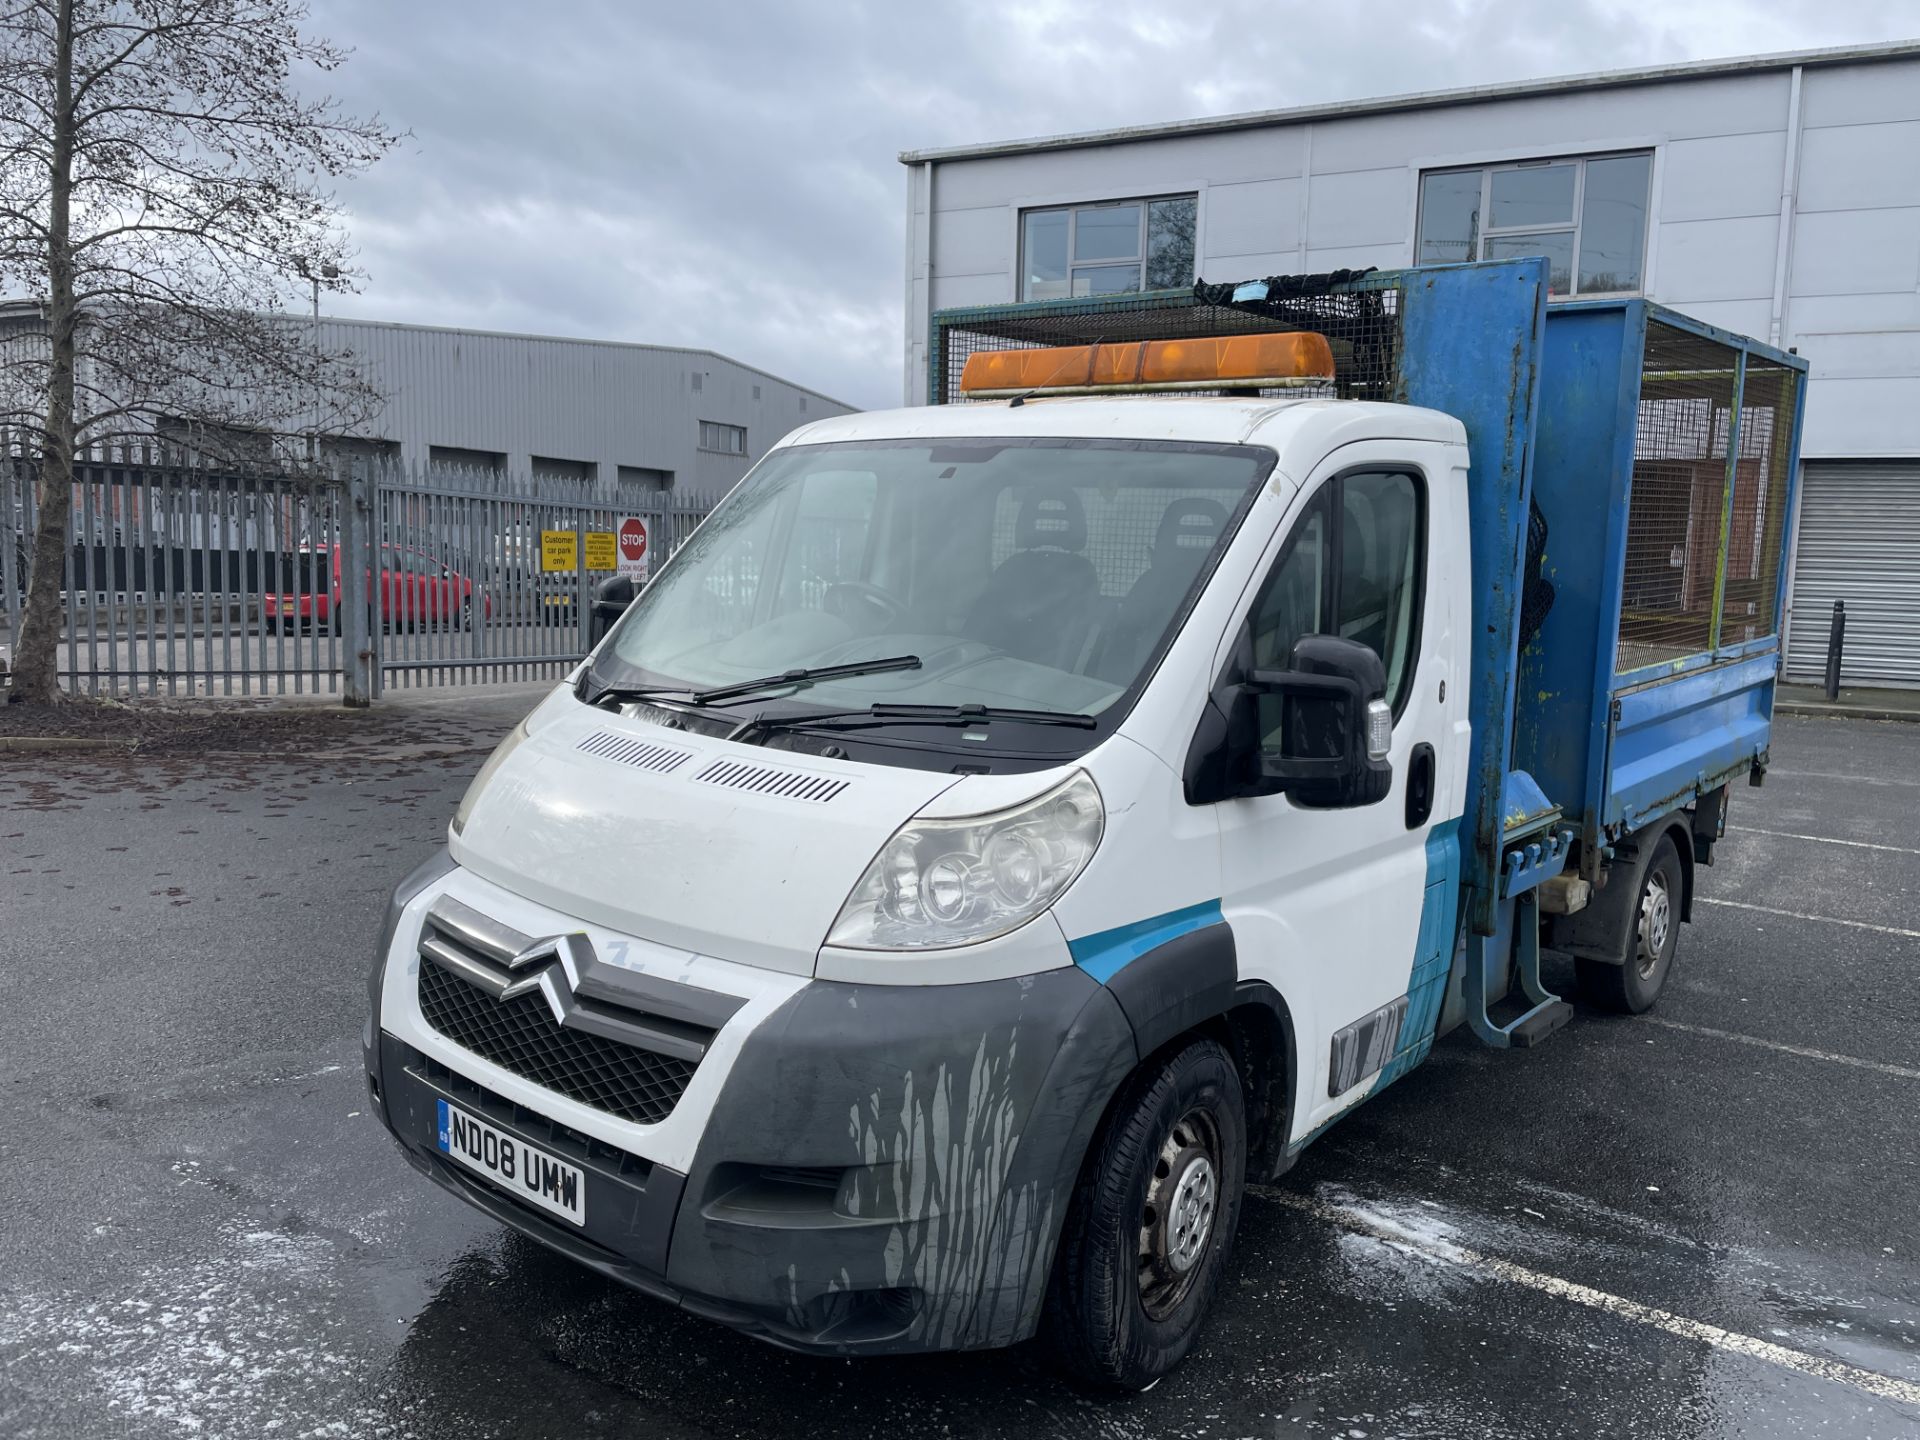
[1577,833,1683,1014]
[1044,1037,1246,1390]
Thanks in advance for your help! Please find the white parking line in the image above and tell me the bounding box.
[1769,769,1920,790]
[1262,1188,1920,1411]
[1697,897,1920,940]
[1734,826,1920,857]
[1641,1018,1920,1081]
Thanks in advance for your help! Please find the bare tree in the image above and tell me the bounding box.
[0,0,396,704]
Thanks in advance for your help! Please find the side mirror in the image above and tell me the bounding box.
[1246,634,1394,807]
[590,574,640,643]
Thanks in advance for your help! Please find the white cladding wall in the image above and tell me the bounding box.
[906,56,1920,464]
[316,319,854,490]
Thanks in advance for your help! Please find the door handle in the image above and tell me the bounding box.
[1405,742,1435,830]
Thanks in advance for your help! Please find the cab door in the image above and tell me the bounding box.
[1211,441,1463,1137]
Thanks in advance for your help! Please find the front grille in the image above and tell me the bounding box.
[418,959,697,1125]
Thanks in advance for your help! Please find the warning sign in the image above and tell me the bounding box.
[617,516,649,580]
[539,530,577,572]
[583,531,617,572]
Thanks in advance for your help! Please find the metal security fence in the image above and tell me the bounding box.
[0,449,718,700]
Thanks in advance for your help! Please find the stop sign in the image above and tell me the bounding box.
[618,517,648,564]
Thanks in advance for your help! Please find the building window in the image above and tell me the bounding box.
[156,415,274,467]
[1416,152,1652,297]
[319,436,400,471]
[532,456,596,494]
[428,444,505,475]
[618,465,673,492]
[699,420,747,455]
[1020,195,1197,302]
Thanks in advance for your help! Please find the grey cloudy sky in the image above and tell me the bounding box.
[307,0,1917,411]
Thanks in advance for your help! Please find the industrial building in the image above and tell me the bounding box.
[900,40,1920,688]
[0,300,855,495]
[310,317,855,494]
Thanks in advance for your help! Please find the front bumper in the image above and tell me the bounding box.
[368,871,1139,1356]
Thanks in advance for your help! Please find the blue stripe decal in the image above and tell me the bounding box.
[1374,818,1464,1091]
[1067,899,1224,985]
[1286,818,1465,1157]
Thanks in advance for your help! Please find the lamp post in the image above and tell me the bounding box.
[296,260,339,461]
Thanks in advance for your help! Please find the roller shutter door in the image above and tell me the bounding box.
[1785,461,1920,685]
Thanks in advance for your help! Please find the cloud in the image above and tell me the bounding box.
[304,0,1918,411]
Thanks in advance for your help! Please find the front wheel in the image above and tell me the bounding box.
[1044,1037,1246,1390]
[1577,833,1683,1014]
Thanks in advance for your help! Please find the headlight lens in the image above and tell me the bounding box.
[450,717,531,837]
[826,771,1103,951]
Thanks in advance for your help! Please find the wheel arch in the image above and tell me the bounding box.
[1662,816,1697,922]
[1091,915,1297,1186]
[1548,816,1695,962]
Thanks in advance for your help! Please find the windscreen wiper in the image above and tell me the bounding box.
[581,654,921,710]
[727,702,1098,744]
[687,655,922,704]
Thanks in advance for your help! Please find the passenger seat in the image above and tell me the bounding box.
[966,486,1103,671]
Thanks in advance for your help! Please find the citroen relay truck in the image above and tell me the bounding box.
[365,259,1807,1388]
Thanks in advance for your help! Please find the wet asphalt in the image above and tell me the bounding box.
[1,699,1916,1439]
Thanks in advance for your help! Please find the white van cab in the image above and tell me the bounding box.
[367,364,1469,1387]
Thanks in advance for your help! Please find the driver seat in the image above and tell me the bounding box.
[1090,497,1228,682]
[966,486,1102,671]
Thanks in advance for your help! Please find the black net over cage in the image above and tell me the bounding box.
[928,270,1404,405]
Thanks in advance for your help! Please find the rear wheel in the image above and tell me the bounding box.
[1044,1037,1246,1390]
[1577,833,1683,1014]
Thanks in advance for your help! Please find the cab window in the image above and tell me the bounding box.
[1248,469,1424,718]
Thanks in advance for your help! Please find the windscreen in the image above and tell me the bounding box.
[592,436,1271,725]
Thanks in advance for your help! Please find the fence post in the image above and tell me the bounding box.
[341,459,374,708]
[1822,599,1845,702]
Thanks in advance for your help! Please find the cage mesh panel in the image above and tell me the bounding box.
[1618,322,1743,673]
[932,281,1402,406]
[1718,356,1798,645]
[988,483,1247,598]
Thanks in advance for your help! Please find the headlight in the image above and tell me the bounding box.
[450,717,531,837]
[826,771,1103,951]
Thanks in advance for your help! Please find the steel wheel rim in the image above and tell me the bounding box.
[1636,869,1672,980]
[1138,1107,1222,1320]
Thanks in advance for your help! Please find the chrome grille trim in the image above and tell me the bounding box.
[422,895,530,966]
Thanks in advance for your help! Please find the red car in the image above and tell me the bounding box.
[266,545,489,634]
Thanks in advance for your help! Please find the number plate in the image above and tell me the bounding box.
[436,1099,586,1226]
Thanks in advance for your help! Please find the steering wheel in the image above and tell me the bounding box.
[824,580,907,629]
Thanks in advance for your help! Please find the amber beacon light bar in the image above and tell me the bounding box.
[957,331,1337,399]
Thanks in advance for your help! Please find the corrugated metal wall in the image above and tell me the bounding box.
[312,320,854,494]
[1786,461,1920,686]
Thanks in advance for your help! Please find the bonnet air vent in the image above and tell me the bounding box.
[694,758,850,803]
[576,731,694,774]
